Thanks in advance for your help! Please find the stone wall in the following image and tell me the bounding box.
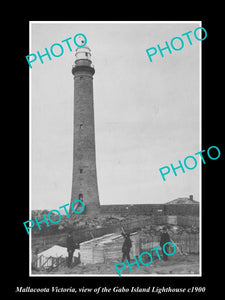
[100,204,199,216]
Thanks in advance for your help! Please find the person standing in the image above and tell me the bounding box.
[121,233,132,263]
[160,227,171,261]
[66,231,75,268]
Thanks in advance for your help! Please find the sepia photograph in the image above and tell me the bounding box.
[29,21,201,276]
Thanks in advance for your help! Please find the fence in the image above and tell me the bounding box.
[177,216,199,227]
[140,232,199,254]
[152,215,199,227]
[100,204,199,216]
[32,255,67,272]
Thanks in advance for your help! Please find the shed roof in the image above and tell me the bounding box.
[38,245,80,258]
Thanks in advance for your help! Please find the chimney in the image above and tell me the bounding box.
[189,195,193,201]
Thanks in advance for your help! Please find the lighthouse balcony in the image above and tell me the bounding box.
[72,63,95,76]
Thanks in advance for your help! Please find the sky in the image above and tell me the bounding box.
[30,21,201,210]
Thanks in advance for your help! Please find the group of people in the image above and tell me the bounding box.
[66,226,171,268]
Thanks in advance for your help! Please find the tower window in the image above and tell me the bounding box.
[80,124,83,129]
[79,194,83,201]
[85,53,88,57]
[79,169,83,174]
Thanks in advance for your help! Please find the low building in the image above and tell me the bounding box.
[100,195,199,216]
[79,232,139,265]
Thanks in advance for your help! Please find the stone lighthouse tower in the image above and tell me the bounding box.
[70,45,100,215]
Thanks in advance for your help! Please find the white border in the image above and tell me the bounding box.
[29,20,202,277]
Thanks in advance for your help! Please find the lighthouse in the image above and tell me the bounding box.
[70,44,100,215]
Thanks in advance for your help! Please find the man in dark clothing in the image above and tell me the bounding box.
[121,233,132,263]
[66,232,75,268]
[160,227,171,261]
